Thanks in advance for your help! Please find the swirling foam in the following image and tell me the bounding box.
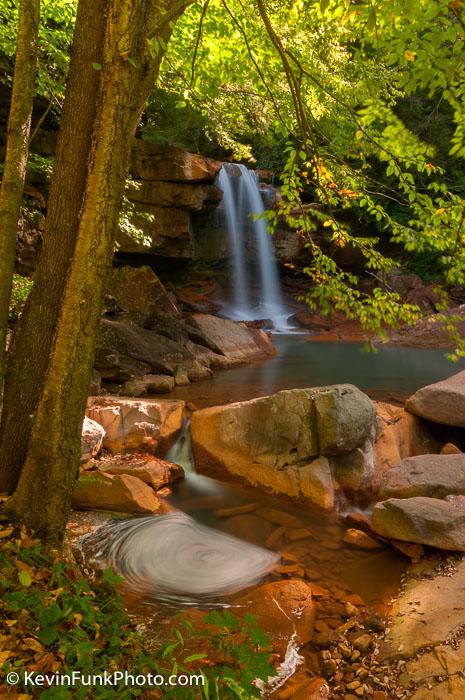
[82,512,279,606]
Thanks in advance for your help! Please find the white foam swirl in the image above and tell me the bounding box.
[82,512,279,605]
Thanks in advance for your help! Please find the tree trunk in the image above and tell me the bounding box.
[0,0,106,494]
[0,0,39,392]
[4,0,192,542]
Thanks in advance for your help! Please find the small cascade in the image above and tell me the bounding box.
[217,163,290,330]
[165,418,195,473]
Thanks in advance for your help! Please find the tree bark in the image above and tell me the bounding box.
[4,0,193,541]
[0,0,106,493]
[0,0,39,392]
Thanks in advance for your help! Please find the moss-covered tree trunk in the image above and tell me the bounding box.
[0,0,39,392]
[4,0,192,541]
[0,0,106,494]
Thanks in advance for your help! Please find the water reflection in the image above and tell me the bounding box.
[170,337,465,408]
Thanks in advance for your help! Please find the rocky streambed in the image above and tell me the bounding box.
[69,344,465,699]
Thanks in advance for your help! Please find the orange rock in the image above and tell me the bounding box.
[374,401,440,487]
[275,564,305,577]
[277,674,329,700]
[101,455,184,490]
[288,527,313,541]
[345,511,372,532]
[343,528,383,550]
[441,442,462,455]
[86,396,184,454]
[389,539,424,560]
[266,525,287,549]
[234,579,315,654]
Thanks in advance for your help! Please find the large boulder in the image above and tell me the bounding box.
[191,385,375,508]
[379,454,465,500]
[94,314,270,387]
[80,416,105,463]
[95,317,203,377]
[187,313,276,366]
[72,472,161,513]
[105,266,179,319]
[313,385,375,455]
[86,396,184,453]
[406,370,465,427]
[371,496,465,550]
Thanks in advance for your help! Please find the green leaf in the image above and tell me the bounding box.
[91,62,102,71]
[18,570,32,587]
[184,653,208,663]
[39,627,58,646]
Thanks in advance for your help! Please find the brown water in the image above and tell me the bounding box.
[168,473,406,611]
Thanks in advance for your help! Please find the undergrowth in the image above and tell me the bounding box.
[0,526,276,699]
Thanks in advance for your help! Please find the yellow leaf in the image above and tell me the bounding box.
[355,130,363,140]
[0,527,13,539]
[404,49,416,61]
[23,638,44,653]
[73,613,83,625]
[0,650,12,664]
[5,620,17,628]
[323,219,334,227]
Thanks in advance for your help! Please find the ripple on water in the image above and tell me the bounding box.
[81,512,280,606]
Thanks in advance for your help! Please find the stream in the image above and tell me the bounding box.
[82,336,465,613]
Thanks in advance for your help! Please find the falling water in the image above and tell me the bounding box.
[217,167,251,317]
[165,418,195,473]
[217,164,290,330]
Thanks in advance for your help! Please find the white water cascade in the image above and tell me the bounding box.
[217,164,290,330]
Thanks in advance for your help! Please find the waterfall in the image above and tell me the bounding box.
[217,164,290,330]
[217,167,251,317]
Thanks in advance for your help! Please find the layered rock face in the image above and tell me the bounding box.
[191,384,377,509]
[19,135,227,267]
[118,141,224,261]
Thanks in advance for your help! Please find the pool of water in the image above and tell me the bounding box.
[170,336,465,408]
